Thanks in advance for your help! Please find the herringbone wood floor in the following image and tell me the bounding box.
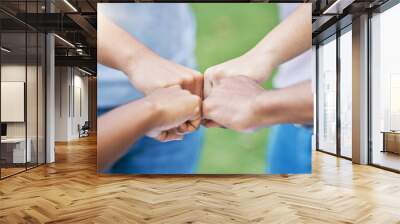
[1,135,400,224]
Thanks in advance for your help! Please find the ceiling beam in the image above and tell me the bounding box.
[67,13,97,45]
[55,55,96,72]
[322,0,356,15]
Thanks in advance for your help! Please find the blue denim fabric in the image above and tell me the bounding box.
[97,4,203,174]
[266,124,312,174]
[98,108,204,174]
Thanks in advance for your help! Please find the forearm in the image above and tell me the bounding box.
[97,13,150,74]
[97,99,159,171]
[254,81,314,126]
[250,4,312,71]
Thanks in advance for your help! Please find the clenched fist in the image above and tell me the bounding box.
[144,86,202,142]
[127,49,203,98]
[202,76,266,132]
[125,49,204,138]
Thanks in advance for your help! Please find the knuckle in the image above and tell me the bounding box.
[192,94,201,101]
[182,74,195,83]
[172,76,184,85]
[158,80,170,89]
[194,73,203,82]
[193,70,202,77]
[177,78,186,86]
[194,105,201,115]
[169,85,181,90]
[204,67,213,75]
[197,96,202,106]
[202,101,211,115]
[205,67,218,77]
[181,89,191,95]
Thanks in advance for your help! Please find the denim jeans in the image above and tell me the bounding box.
[266,124,312,174]
[98,108,204,174]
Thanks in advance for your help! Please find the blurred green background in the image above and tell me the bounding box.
[191,3,279,173]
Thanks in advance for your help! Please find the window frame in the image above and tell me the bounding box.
[315,23,352,160]
[315,0,400,173]
[0,0,47,180]
[367,0,400,173]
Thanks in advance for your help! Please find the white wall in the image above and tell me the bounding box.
[1,63,46,164]
[1,65,34,138]
[1,65,26,141]
[72,73,89,137]
[55,66,70,141]
[54,67,89,141]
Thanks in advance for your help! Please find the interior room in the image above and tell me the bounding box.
[54,66,92,141]
[370,3,400,171]
[0,19,46,178]
[316,0,400,171]
[0,0,399,223]
[0,0,97,180]
[315,0,400,172]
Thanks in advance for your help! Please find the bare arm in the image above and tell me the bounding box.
[97,13,202,96]
[97,13,203,139]
[255,81,314,126]
[203,77,313,132]
[251,4,312,71]
[204,4,312,87]
[97,99,158,172]
[97,12,146,74]
[97,86,201,172]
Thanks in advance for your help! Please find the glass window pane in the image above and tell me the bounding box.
[318,37,337,154]
[26,0,39,170]
[1,1,46,179]
[371,4,400,171]
[340,29,352,158]
[27,31,38,169]
[1,31,27,177]
[38,33,45,165]
[37,1,46,165]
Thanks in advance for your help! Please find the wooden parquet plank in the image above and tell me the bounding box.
[0,135,399,223]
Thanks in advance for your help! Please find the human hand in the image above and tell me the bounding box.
[203,49,274,97]
[98,15,203,135]
[125,48,203,137]
[126,49,203,96]
[144,86,201,142]
[202,76,266,132]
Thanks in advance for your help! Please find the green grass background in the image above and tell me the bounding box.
[191,3,279,173]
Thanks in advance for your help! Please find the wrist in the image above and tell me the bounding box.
[243,47,277,83]
[138,97,163,131]
[122,44,153,80]
[253,90,284,126]
[248,43,279,70]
